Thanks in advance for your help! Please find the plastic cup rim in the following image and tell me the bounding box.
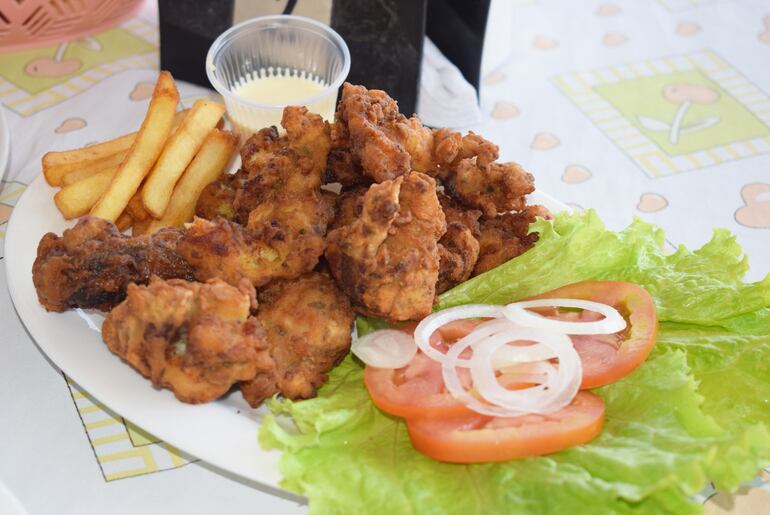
[205,14,351,111]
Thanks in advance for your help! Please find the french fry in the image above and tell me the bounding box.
[59,154,126,186]
[126,190,151,222]
[43,134,134,186]
[53,167,118,219]
[55,109,190,187]
[115,212,133,232]
[90,71,180,222]
[145,129,238,234]
[141,99,226,218]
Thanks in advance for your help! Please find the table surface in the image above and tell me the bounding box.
[1,1,769,514]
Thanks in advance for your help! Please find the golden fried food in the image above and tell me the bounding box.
[441,159,535,219]
[473,205,552,276]
[141,99,226,218]
[432,129,499,171]
[195,107,332,224]
[54,167,117,219]
[178,190,334,287]
[326,172,446,321]
[437,227,479,294]
[436,193,482,294]
[115,212,133,232]
[329,185,367,231]
[241,105,330,193]
[240,272,354,407]
[102,277,273,404]
[183,106,335,287]
[336,83,435,182]
[33,79,558,413]
[91,71,180,222]
[434,129,534,219]
[245,188,335,263]
[144,129,238,234]
[194,167,248,222]
[33,216,194,312]
[43,135,133,187]
[324,119,367,186]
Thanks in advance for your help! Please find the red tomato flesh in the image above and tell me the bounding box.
[406,391,605,463]
[524,281,658,388]
[364,320,483,419]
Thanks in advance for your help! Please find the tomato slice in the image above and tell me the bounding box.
[525,281,657,389]
[365,352,470,419]
[364,322,478,419]
[406,391,605,463]
[365,281,656,422]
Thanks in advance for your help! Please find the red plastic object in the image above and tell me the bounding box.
[0,0,144,53]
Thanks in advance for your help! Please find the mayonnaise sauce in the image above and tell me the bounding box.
[227,74,336,136]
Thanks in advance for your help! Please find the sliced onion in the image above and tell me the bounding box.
[413,304,503,364]
[393,297,619,418]
[470,328,582,414]
[415,315,558,369]
[351,329,417,368]
[487,334,558,367]
[498,361,555,385]
[503,298,626,335]
[441,333,530,418]
[441,326,582,417]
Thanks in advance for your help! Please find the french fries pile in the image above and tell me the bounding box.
[44,71,238,235]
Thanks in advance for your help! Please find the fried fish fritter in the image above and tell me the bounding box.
[441,160,535,219]
[432,129,499,172]
[196,106,332,225]
[178,194,334,287]
[102,277,273,404]
[436,194,482,294]
[335,83,435,183]
[241,105,331,194]
[194,167,248,222]
[32,216,194,312]
[473,205,552,276]
[433,128,535,219]
[324,114,368,187]
[240,272,354,407]
[329,185,367,231]
[186,106,336,287]
[326,172,446,321]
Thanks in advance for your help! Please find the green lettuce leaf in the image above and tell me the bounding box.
[261,351,717,514]
[260,210,770,514]
[439,211,770,325]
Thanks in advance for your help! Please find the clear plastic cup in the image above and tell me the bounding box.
[206,15,350,137]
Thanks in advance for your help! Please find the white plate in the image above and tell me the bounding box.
[0,106,10,182]
[0,481,28,515]
[4,174,569,489]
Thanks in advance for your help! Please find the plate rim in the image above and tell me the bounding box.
[0,106,10,183]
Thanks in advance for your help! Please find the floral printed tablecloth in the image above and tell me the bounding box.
[0,1,768,514]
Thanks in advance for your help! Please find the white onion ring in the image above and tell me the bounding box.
[487,333,558,367]
[413,304,503,364]
[470,328,582,414]
[441,330,530,418]
[381,297,619,418]
[415,314,558,369]
[351,329,417,368]
[503,298,626,335]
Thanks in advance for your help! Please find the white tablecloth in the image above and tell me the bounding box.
[1,1,769,514]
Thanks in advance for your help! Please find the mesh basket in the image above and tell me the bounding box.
[0,0,144,52]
